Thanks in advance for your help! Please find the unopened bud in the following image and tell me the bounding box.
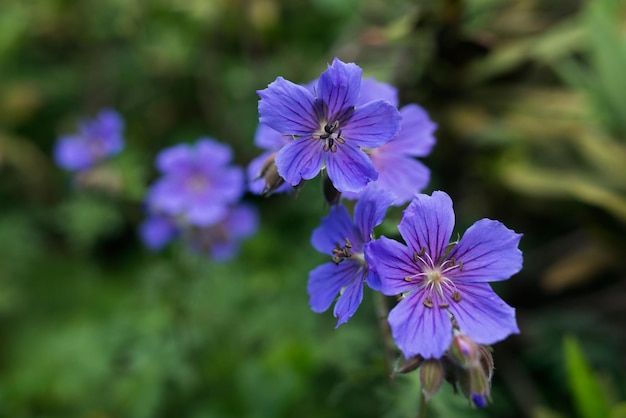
[394,355,424,375]
[322,169,341,205]
[458,365,490,409]
[258,152,286,196]
[420,359,444,401]
[449,333,480,369]
[478,345,494,381]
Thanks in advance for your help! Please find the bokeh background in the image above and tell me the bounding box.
[1,0,625,417]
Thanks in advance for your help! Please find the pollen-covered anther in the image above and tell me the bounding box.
[423,296,434,308]
[330,239,353,264]
[439,302,450,309]
[319,121,344,153]
[452,291,462,302]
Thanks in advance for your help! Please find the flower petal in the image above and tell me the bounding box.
[311,204,359,255]
[341,100,402,148]
[275,137,323,186]
[195,138,234,167]
[383,104,437,157]
[186,200,228,226]
[258,77,319,135]
[307,261,361,313]
[208,166,245,203]
[139,215,177,251]
[354,188,394,243]
[224,204,258,239]
[447,282,519,345]
[388,291,453,359]
[156,144,194,175]
[357,77,398,107]
[317,58,362,121]
[399,191,455,264]
[371,154,430,205]
[447,219,523,283]
[333,272,365,327]
[254,124,292,150]
[54,135,93,171]
[325,144,378,193]
[366,236,418,295]
[146,177,188,215]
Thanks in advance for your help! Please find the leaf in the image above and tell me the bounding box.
[563,336,611,418]
[500,162,626,224]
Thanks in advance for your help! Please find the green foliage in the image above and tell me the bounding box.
[563,336,612,418]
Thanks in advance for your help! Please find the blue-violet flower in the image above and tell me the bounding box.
[367,191,522,359]
[146,138,244,227]
[343,79,437,205]
[308,188,394,326]
[257,58,402,193]
[54,108,124,171]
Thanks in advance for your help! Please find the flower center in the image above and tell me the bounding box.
[403,248,464,309]
[331,237,363,265]
[317,121,345,153]
[186,173,209,194]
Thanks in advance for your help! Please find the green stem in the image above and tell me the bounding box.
[417,391,427,418]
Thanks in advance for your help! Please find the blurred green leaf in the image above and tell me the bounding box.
[500,162,626,224]
[56,193,125,250]
[563,336,611,418]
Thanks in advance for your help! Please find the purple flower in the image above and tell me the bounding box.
[138,204,258,261]
[139,214,178,251]
[54,108,124,171]
[367,191,522,359]
[257,58,402,193]
[247,124,293,195]
[188,204,258,261]
[343,79,437,205]
[146,138,244,227]
[308,188,395,326]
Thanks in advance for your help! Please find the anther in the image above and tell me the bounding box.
[439,302,450,309]
[423,297,434,309]
[452,292,462,302]
[404,276,412,282]
[344,238,352,248]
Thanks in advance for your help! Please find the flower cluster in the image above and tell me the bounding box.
[140,138,257,260]
[54,109,124,172]
[255,58,523,408]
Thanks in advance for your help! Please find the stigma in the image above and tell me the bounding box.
[318,121,345,153]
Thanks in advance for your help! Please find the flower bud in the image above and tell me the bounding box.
[458,364,490,409]
[478,345,494,381]
[322,169,341,205]
[449,332,481,369]
[394,355,424,375]
[420,358,444,401]
[258,152,286,196]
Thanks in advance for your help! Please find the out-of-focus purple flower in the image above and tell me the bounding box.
[188,204,258,261]
[54,109,124,171]
[247,124,293,195]
[139,214,178,251]
[307,188,394,327]
[367,191,522,359]
[139,205,258,261]
[257,58,402,193]
[146,138,244,227]
[343,79,437,205]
